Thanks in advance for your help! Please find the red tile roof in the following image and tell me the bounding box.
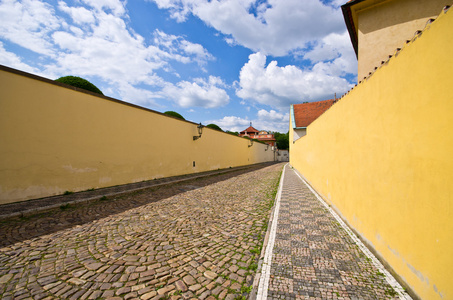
[240,126,260,134]
[293,99,335,128]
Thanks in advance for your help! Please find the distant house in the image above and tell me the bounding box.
[239,124,276,147]
[290,99,335,142]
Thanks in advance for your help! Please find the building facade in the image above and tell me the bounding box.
[239,124,276,147]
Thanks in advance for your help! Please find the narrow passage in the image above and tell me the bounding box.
[256,164,411,300]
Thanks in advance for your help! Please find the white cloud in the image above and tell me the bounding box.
[49,29,166,86]
[205,115,251,132]
[0,0,215,106]
[236,52,352,110]
[256,108,289,132]
[0,0,62,56]
[153,30,213,66]
[148,0,344,56]
[81,0,126,16]
[0,42,38,74]
[58,2,95,24]
[206,108,289,133]
[257,109,287,121]
[304,31,357,76]
[162,76,229,108]
[115,82,161,107]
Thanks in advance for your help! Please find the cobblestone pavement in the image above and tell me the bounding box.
[0,164,268,220]
[0,163,283,300]
[257,164,410,300]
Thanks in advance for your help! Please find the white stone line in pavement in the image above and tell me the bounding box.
[256,163,287,300]
[292,166,412,300]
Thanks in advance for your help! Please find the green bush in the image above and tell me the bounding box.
[206,123,223,131]
[164,111,185,120]
[55,76,103,95]
[226,131,239,136]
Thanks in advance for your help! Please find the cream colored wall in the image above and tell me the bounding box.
[0,68,274,204]
[291,9,452,300]
[356,0,450,80]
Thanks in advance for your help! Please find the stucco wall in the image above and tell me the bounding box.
[0,66,274,204]
[290,8,452,300]
[357,0,450,80]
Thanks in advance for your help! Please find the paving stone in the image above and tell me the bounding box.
[140,291,157,300]
[188,283,202,292]
[88,290,102,299]
[157,285,175,295]
[182,275,196,286]
[203,271,217,280]
[68,278,86,286]
[86,263,103,271]
[102,290,115,298]
[116,286,131,295]
[0,273,14,284]
[174,280,188,292]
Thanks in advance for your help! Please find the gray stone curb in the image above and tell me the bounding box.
[249,163,287,300]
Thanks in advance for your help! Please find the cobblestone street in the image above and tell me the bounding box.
[0,164,282,300]
[0,163,411,299]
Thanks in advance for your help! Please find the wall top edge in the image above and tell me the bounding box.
[0,64,197,124]
[0,64,267,142]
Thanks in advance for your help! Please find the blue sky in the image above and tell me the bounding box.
[0,0,357,133]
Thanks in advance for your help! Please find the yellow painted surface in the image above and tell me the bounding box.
[290,9,453,300]
[0,68,274,204]
[353,0,450,79]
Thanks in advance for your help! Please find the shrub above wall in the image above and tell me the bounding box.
[206,124,223,131]
[55,76,103,95]
[164,111,185,120]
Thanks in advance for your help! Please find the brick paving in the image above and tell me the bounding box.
[0,163,282,300]
[0,162,412,300]
[256,164,410,300]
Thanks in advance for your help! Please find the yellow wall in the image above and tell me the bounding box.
[0,67,274,204]
[355,0,450,80]
[290,8,452,300]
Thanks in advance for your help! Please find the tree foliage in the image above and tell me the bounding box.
[164,111,185,120]
[206,123,223,131]
[276,132,289,150]
[55,76,103,95]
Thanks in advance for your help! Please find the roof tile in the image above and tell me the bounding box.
[240,126,260,134]
[293,99,335,128]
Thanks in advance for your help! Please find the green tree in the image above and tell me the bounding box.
[276,132,289,150]
[164,111,185,120]
[206,124,223,131]
[273,131,283,140]
[55,76,103,95]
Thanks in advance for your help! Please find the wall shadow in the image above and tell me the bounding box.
[0,162,282,247]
